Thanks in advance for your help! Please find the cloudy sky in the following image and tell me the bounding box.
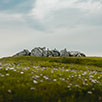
[0,0,102,57]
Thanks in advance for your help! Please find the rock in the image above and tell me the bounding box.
[51,49,60,57]
[68,51,86,57]
[47,49,53,57]
[31,47,48,57]
[41,47,48,57]
[60,49,70,57]
[31,47,43,57]
[14,49,30,56]
[13,47,86,57]
[60,49,86,57]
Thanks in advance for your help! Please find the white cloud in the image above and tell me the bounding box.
[31,0,77,20]
[0,12,24,21]
[31,0,102,20]
[77,0,102,13]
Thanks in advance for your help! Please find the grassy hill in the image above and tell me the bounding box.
[0,56,102,102]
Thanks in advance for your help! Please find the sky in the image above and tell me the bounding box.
[0,0,102,57]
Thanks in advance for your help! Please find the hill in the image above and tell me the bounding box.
[0,56,102,102]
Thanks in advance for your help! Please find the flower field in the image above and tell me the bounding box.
[0,56,102,102]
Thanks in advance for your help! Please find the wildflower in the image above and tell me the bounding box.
[10,67,14,70]
[20,72,24,74]
[67,78,69,80]
[1,74,4,77]
[79,75,81,77]
[67,84,72,88]
[84,72,87,75]
[85,83,88,86]
[33,80,38,84]
[40,74,43,76]
[61,78,65,81]
[43,76,49,80]
[8,89,11,93]
[13,69,16,71]
[67,86,71,88]
[5,68,8,71]
[75,85,80,87]
[33,75,40,79]
[85,79,88,81]
[40,80,43,82]
[51,70,54,73]
[92,88,95,90]
[6,73,10,76]
[98,77,100,79]
[66,69,69,71]
[0,67,2,69]
[88,91,92,94]
[53,79,57,81]
[89,75,94,78]
[91,79,96,83]
[30,87,35,90]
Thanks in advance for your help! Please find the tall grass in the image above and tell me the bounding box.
[0,56,102,102]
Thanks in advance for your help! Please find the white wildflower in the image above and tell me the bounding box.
[98,77,100,79]
[75,85,80,87]
[53,79,57,81]
[88,91,92,94]
[6,73,10,76]
[33,80,38,84]
[1,74,4,77]
[66,69,69,71]
[8,89,11,93]
[85,79,88,81]
[10,67,14,70]
[20,72,24,74]
[43,76,49,80]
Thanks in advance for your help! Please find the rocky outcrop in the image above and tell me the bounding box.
[48,49,60,57]
[68,51,86,57]
[13,47,86,57]
[13,49,30,56]
[60,49,70,57]
[31,47,48,57]
[31,47,43,57]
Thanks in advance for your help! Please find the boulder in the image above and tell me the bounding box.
[47,49,53,57]
[31,47,48,57]
[51,49,60,57]
[31,47,43,57]
[60,49,70,57]
[40,47,48,57]
[69,51,86,57]
[14,49,30,56]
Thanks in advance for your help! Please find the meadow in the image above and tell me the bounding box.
[0,56,102,102]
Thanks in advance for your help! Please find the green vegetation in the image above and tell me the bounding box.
[0,56,102,102]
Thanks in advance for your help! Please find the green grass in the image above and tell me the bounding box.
[0,56,102,102]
